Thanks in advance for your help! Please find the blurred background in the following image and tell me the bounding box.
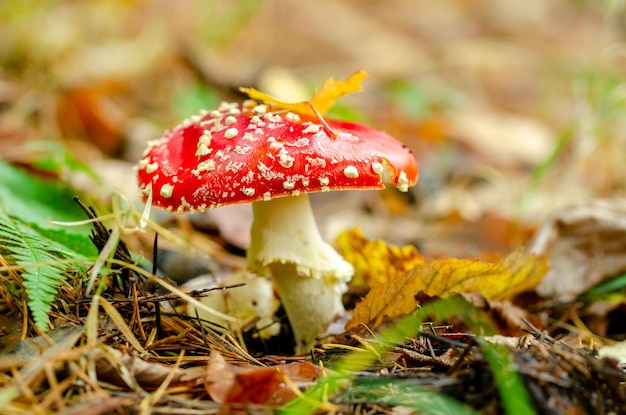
[1,0,625,258]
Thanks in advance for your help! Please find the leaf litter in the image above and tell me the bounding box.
[1,193,623,414]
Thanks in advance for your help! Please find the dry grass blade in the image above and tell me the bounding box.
[97,295,148,356]
[138,350,186,415]
[86,226,120,297]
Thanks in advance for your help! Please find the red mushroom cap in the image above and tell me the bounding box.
[137,101,418,213]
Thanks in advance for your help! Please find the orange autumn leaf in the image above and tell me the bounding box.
[337,228,425,286]
[204,351,322,406]
[347,249,548,331]
[240,70,368,117]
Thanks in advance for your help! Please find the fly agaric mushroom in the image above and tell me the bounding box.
[137,79,418,354]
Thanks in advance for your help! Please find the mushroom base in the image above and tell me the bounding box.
[269,262,346,355]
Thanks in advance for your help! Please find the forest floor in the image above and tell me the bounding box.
[1,1,626,414]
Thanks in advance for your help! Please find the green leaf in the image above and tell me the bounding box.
[0,159,92,231]
[172,82,220,120]
[27,140,102,183]
[326,103,372,124]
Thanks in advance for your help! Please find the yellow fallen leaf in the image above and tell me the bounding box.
[347,249,548,331]
[337,228,424,286]
[239,70,368,117]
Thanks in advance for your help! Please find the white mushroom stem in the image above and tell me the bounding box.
[247,194,354,355]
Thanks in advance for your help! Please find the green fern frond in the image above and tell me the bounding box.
[0,160,97,330]
[0,209,70,330]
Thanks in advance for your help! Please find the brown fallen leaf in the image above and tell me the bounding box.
[448,106,553,167]
[529,198,626,301]
[347,249,547,331]
[94,345,203,389]
[204,351,322,406]
[56,85,128,157]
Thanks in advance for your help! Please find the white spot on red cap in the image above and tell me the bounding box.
[269,139,283,152]
[218,102,238,111]
[243,132,259,142]
[146,162,159,174]
[241,187,255,196]
[160,183,174,198]
[397,171,409,192]
[278,148,295,168]
[192,159,216,176]
[224,128,239,139]
[196,144,211,157]
[225,115,237,125]
[196,130,213,156]
[253,104,267,114]
[343,166,359,178]
[264,113,281,122]
[371,162,384,175]
[138,158,149,169]
[285,112,301,123]
[302,123,321,134]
